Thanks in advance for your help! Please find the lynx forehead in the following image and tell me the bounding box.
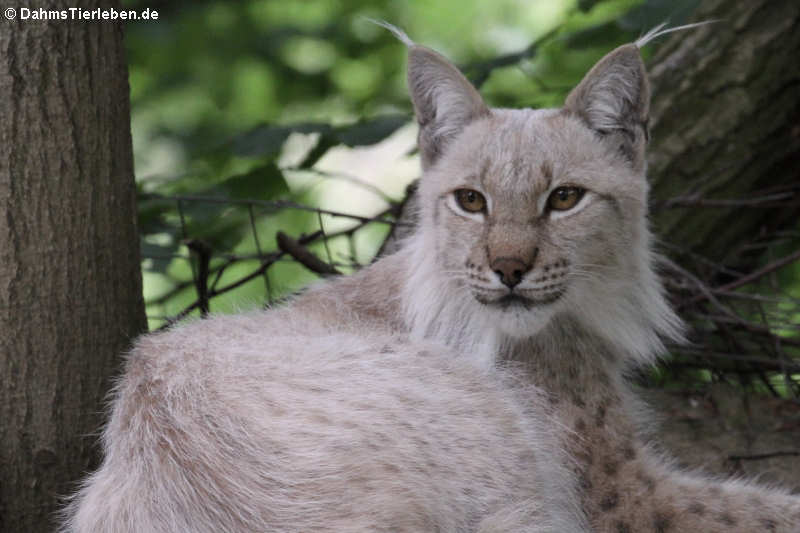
[438,109,647,204]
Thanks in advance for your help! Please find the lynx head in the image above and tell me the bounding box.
[401,37,683,365]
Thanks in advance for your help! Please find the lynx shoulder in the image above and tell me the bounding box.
[62,24,800,533]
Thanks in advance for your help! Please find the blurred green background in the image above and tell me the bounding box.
[123,0,703,330]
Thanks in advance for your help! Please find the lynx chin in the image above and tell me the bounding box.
[62,24,800,533]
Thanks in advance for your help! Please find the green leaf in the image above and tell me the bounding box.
[230,115,408,159]
[566,21,631,49]
[206,162,289,200]
[140,240,179,273]
[332,114,409,146]
[298,134,338,169]
[232,123,330,158]
[138,194,180,237]
[577,0,603,12]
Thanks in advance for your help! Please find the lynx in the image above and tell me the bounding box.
[63,26,800,532]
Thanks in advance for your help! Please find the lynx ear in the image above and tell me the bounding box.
[408,46,490,168]
[565,44,650,171]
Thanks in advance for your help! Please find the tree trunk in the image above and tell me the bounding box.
[0,3,147,531]
[647,0,800,270]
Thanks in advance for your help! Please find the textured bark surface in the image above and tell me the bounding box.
[647,0,800,268]
[0,2,147,531]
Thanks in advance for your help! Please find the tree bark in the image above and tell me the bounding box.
[0,3,147,531]
[647,0,800,270]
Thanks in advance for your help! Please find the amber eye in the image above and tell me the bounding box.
[547,186,585,211]
[454,189,487,213]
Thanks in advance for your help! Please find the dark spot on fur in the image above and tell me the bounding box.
[603,459,620,476]
[653,512,671,532]
[380,345,395,354]
[577,449,594,466]
[636,470,655,492]
[572,394,586,408]
[575,418,587,432]
[615,522,631,533]
[760,517,777,531]
[382,463,400,474]
[717,512,736,526]
[578,470,592,491]
[575,446,594,465]
[600,489,619,511]
[747,495,763,508]
[540,161,553,180]
[688,502,705,515]
[595,403,607,427]
[310,413,331,425]
[621,443,636,461]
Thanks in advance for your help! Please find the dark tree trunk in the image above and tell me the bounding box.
[0,2,147,531]
[647,0,800,269]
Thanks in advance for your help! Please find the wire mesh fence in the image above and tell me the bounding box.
[138,181,800,396]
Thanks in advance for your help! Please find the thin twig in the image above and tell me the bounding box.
[464,24,562,88]
[678,250,800,309]
[141,192,395,225]
[185,239,212,316]
[727,451,800,462]
[276,231,341,277]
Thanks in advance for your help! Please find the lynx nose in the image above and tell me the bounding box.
[491,257,532,289]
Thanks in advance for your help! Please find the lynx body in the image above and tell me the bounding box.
[63,26,800,533]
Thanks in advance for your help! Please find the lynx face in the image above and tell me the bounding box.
[420,108,648,338]
[403,41,681,357]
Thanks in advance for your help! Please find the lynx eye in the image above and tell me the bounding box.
[454,189,487,213]
[547,186,585,211]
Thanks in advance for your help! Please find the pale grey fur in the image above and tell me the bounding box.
[62,317,585,532]
[63,27,800,533]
